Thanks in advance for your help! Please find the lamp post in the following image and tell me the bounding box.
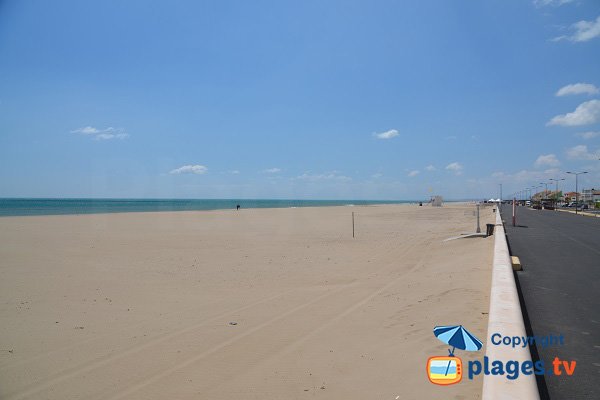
[566,171,588,215]
[549,178,565,208]
[533,186,542,202]
[540,182,549,200]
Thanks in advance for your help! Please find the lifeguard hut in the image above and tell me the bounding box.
[431,196,443,207]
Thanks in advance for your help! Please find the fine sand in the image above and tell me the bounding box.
[0,203,495,399]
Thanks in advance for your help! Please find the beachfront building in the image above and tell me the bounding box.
[532,190,552,201]
[563,191,579,203]
[581,189,600,206]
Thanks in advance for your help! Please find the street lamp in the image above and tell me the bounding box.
[540,182,549,201]
[534,185,542,202]
[549,178,565,207]
[566,171,588,215]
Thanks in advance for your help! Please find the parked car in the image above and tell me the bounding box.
[542,203,555,210]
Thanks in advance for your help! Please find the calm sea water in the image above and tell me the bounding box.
[0,198,414,217]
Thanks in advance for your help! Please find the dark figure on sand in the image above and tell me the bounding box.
[236,204,240,210]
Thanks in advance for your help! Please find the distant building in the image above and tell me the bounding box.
[581,188,600,204]
[564,192,579,203]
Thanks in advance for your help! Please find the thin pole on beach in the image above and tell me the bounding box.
[476,204,481,233]
[352,212,355,238]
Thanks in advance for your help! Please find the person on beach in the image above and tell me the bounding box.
[236,204,240,210]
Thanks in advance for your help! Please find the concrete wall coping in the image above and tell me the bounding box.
[481,209,540,399]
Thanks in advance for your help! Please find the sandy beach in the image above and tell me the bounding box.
[0,203,494,399]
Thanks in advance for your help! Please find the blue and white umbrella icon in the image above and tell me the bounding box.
[433,325,482,356]
[433,325,482,376]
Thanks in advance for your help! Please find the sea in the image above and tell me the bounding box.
[0,198,416,217]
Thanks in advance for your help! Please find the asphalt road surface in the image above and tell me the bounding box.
[500,204,599,400]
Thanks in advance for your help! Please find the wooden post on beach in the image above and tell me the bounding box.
[352,212,355,238]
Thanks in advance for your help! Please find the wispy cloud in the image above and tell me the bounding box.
[71,126,129,140]
[533,0,574,7]
[295,171,351,182]
[491,168,560,183]
[445,162,464,175]
[72,126,100,135]
[556,83,599,96]
[425,165,436,171]
[534,154,560,167]
[407,170,420,177]
[263,167,281,174]
[552,15,600,42]
[576,131,600,139]
[566,145,600,160]
[371,173,383,179]
[445,135,457,141]
[169,165,208,175]
[547,99,600,126]
[373,129,399,139]
[229,170,240,174]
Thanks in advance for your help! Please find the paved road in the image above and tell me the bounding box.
[500,204,600,400]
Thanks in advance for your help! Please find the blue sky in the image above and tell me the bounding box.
[1,0,599,200]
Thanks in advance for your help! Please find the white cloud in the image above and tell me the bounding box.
[230,170,240,174]
[445,135,457,141]
[169,165,208,175]
[576,131,600,139]
[534,154,560,168]
[296,171,351,182]
[554,15,600,42]
[547,99,600,126]
[95,132,129,140]
[445,162,464,175]
[407,170,420,177]
[556,83,599,97]
[71,126,100,135]
[373,129,399,139]
[425,165,436,171]
[566,144,600,160]
[533,0,574,7]
[263,168,281,174]
[71,126,129,140]
[571,15,600,42]
[371,173,383,178]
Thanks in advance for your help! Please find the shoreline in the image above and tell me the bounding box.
[0,199,423,218]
